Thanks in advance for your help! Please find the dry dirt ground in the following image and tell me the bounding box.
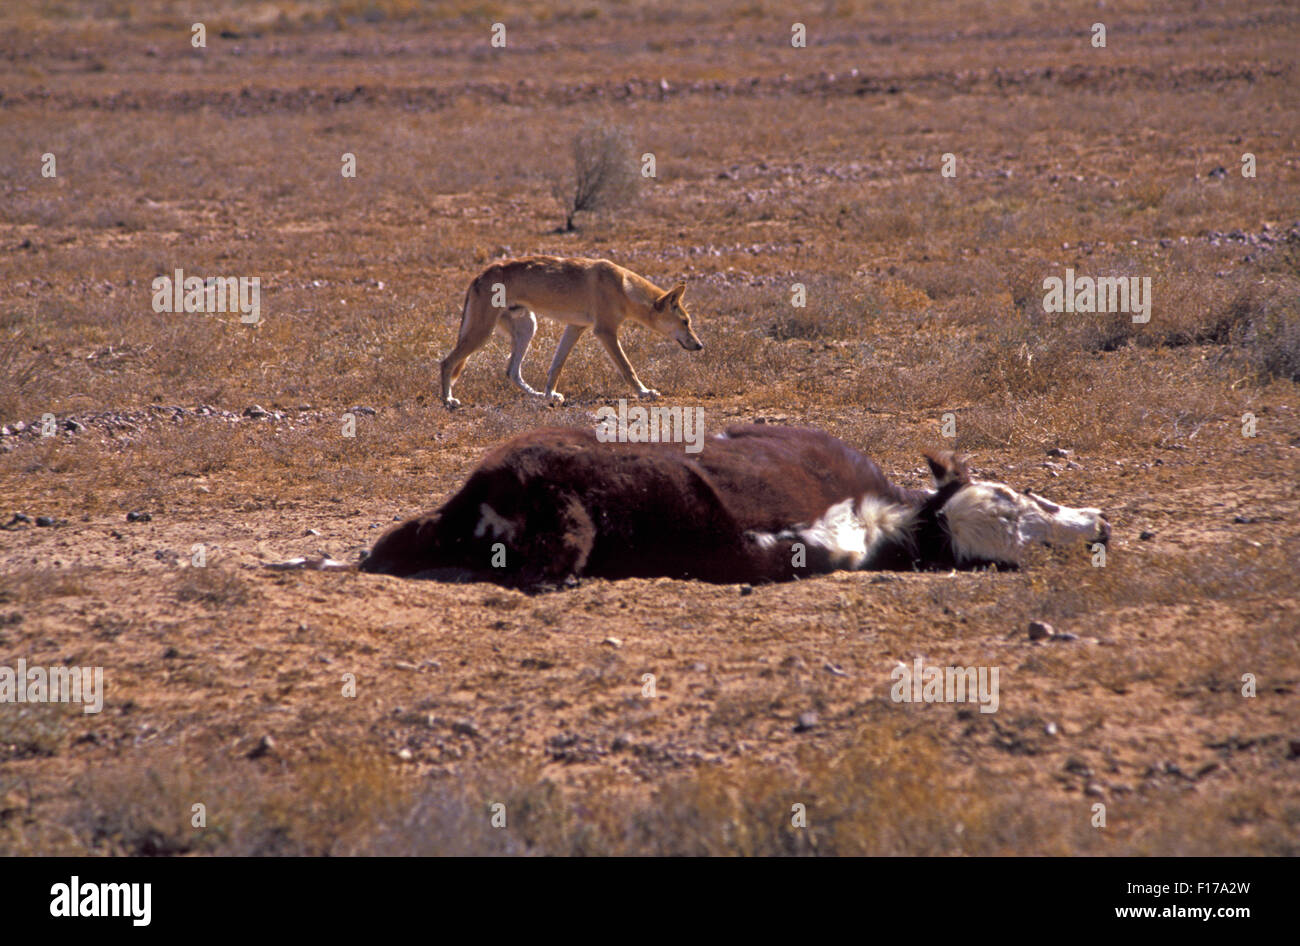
[0,0,1298,855]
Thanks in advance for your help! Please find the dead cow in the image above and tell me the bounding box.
[360,425,1109,587]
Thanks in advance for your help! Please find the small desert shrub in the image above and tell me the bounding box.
[0,331,46,422]
[1256,227,1300,279]
[766,276,881,341]
[1230,280,1300,382]
[835,202,920,243]
[897,260,1003,300]
[0,568,92,603]
[1124,179,1171,213]
[173,567,250,609]
[969,315,1078,398]
[552,121,640,232]
[0,703,73,759]
[1002,257,1053,316]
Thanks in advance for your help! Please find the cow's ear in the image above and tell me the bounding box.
[924,450,971,486]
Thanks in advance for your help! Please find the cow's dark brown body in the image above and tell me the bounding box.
[360,425,966,587]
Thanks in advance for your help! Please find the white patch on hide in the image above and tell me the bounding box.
[759,495,914,569]
[474,503,517,542]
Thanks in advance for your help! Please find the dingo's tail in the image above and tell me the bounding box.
[455,285,475,340]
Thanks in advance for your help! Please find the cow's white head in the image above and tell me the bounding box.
[925,452,1109,566]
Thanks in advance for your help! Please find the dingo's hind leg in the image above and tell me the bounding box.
[502,307,545,399]
[440,298,498,409]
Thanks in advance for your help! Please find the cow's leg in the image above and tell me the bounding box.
[543,324,587,405]
[593,326,659,399]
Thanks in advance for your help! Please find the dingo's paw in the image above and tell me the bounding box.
[546,391,565,406]
[637,388,661,400]
[444,396,461,410]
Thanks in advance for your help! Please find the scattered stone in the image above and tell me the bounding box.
[611,733,632,751]
[1233,514,1256,524]
[243,404,268,418]
[1050,631,1080,643]
[1028,621,1054,641]
[1084,782,1105,798]
[1287,740,1300,760]
[64,419,83,433]
[7,513,31,526]
[691,662,708,672]
[349,406,377,416]
[451,720,480,738]
[1208,166,1227,179]
[1139,530,1156,541]
[305,528,321,536]
[35,516,54,527]
[602,636,622,648]
[823,661,849,677]
[162,646,180,659]
[1195,762,1220,779]
[1064,757,1093,777]
[1045,722,1058,736]
[1046,447,1071,458]
[126,511,152,522]
[397,748,414,762]
[739,584,754,596]
[247,734,275,759]
[794,711,819,733]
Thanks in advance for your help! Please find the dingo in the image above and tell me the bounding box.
[439,255,704,409]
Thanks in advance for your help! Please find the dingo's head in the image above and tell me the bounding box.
[651,284,704,351]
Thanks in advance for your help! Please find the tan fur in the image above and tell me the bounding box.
[439,255,704,409]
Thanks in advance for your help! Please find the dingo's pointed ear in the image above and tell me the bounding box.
[658,283,686,308]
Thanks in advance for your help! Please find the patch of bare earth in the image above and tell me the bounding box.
[1,0,1297,854]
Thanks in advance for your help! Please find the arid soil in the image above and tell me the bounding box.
[0,0,1297,855]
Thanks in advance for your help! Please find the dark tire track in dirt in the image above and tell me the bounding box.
[3,63,1292,116]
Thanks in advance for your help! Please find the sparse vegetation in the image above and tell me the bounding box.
[0,0,1297,857]
[552,121,641,232]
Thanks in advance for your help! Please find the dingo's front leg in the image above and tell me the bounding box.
[594,327,659,399]
[544,324,587,405]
